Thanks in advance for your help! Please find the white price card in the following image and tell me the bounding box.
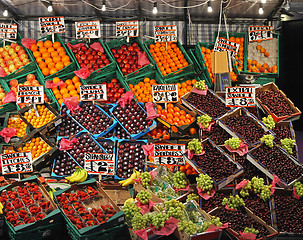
[17,85,44,104]
[152,84,178,103]
[214,37,240,58]
[248,26,273,42]
[39,16,65,34]
[80,84,107,101]
[84,152,115,175]
[75,20,101,39]
[0,23,17,39]
[226,86,255,107]
[116,20,139,37]
[154,143,185,165]
[154,25,177,42]
[1,151,33,175]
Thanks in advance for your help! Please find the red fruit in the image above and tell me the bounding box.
[128,46,134,51]
[9,79,18,87]
[132,43,138,47]
[81,55,86,60]
[114,93,121,98]
[121,45,127,50]
[111,49,117,54]
[107,83,114,89]
[81,46,87,51]
[104,59,110,65]
[120,54,126,60]
[101,54,107,60]
[111,78,118,84]
[87,55,93,61]
[118,88,124,93]
[114,53,119,58]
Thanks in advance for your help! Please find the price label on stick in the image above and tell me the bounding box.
[80,84,107,101]
[248,26,273,42]
[154,143,185,165]
[225,86,255,107]
[154,25,177,42]
[116,20,139,37]
[1,151,33,175]
[17,85,44,104]
[214,37,240,57]
[152,84,178,103]
[0,23,17,39]
[84,152,115,175]
[75,20,101,39]
[39,16,65,34]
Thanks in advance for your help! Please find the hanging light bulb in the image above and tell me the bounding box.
[3,9,8,17]
[259,4,264,14]
[207,1,213,12]
[261,0,266,4]
[47,3,53,12]
[101,0,106,11]
[153,2,158,14]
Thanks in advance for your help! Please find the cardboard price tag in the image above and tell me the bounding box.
[75,20,101,39]
[152,84,178,103]
[154,143,185,165]
[154,25,177,42]
[116,20,139,37]
[1,151,33,175]
[214,37,240,58]
[226,86,255,107]
[17,85,44,104]
[0,23,17,39]
[80,84,107,101]
[39,16,65,34]
[248,26,273,42]
[84,152,115,175]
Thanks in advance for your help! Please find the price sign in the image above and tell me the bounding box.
[17,85,44,104]
[39,16,65,34]
[248,26,273,42]
[154,143,185,165]
[80,84,107,101]
[1,152,33,175]
[214,37,240,57]
[152,84,178,103]
[0,23,17,39]
[84,152,115,175]
[154,25,177,42]
[226,86,255,107]
[75,20,101,39]
[116,20,139,37]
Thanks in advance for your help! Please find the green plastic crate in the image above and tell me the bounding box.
[254,77,275,86]
[105,36,155,80]
[0,79,16,115]
[67,38,116,80]
[83,70,118,85]
[0,33,37,81]
[188,49,203,73]
[28,33,77,80]
[144,39,194,79]
[2,112,30,141]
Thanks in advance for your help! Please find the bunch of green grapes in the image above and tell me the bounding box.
[201,216,222,232]
[140,172,151,188]
[280,138,295,154]
[178,220,198,236]
[137,190,152,204]
[160,174,174,185]
[131,212,146,231]
[187,193,199,202]
[260,185,271,202]
[197,115,212,129]
[224,137,241,149]
[194,80,207,90]
[260,134,274,147]
[294,182,303,197]
[143,212,153,225]
[222,195,245,209]
[156,191,167,199]
[251,177,265,194]
[240,180,252,198]
[122,202,141,220]
[188,138,204,154]
[186,209,201,223]
[262,115,275,130]
[151,212,169,230]
[164,187,176,196]
[165,199,186,221]
[243,227,259,234]
[173,171,188,189]
[196,173,213,194]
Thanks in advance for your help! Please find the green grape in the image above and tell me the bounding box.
[173,171,188,189]
[244,227,259,234]
[187,193,199,202]
[178,220,198,236]
[201,216,222,232]
[224,137,241,149]
[240,180,252,198]
[280,138,295,155]
[260,185,271,202]
[156,191,167,199]
[294,182,303,197]
[164,187,176,196]
[164,199,186,221]
[122,202,141,221]
[186,209,201,223]
[140,172,151,188]
[194,80,207,90]
[262,115,275,130]
[222,195,245,209]
[196,173,213,194]
[151,212,169,229]
[197,114,212,129]
[131,212,147,231]
[251,177,265,194]
[143,212,153,225]
[188,139,203,154]
[260,134,274,147]
[160,174,174,185]
[137,190,152,204]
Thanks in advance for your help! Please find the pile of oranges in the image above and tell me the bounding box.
[157,104,195,126]
[23,105,56,129]
[7,116,27,137]
[247,59,278,73]
[179,162,198,175]
[177,79,196,98]
[148,122,170,139]
[229,37,245,72]
[18,137,52,160]
[129,78,157,103]
[51,75,82,106]
[30,40,71,76]
[149,42,189,76]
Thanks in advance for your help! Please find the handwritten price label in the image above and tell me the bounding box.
[248,26,273,42]
[154,143,185,165]
[1,152,33,175]
[0,23,17,39]
[214,37,240,57]
[152,84,178,103]
[154,25,177,42]
[75,21,101,39]
[116,20,139,37]
[80,84,107,101]
[226,86,255,107]
[17,85,44,104]
[39,16,65,34]
[84,152,115,175]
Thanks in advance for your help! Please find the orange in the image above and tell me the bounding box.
[42,68,50,76]
[47,62,55,69]
[67,85,75,91]
[52,89,60,95]
[39,47,47,54]
[74,82,82,89]
[53,77,61,83]
[33,51,41,58]
[53,42,61,49]
[61,55,70,62]
[72,76,80,84]
[38,61,47,69]
[44,40,53,48]
[62,93,71,98]
[51,51,58,58]
[30,44,38,52]
[65,79,73,85]
[42,52,50,59]
[58,99,63,106]
[36,57,43,64]
[49,68,57,75]
[45,57,53,65]
[55,62,64,71]
[59,51,66,57]
[63,61,71,67]
[53,56,61,63]
[37,41,44,48]
[47,47,55,53]
[69,90,78,96]
[60,88,68,95]
[57,47,65,53]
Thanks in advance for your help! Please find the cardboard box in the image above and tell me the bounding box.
[101,183,132,207]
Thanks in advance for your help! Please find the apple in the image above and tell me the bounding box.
[15,61,23,69]
[19,54,27,60]
[22,59,30,65]
[4,45,10,51]
[15,46,21,52]
[0,87,4,93]
[0,93,5,100]
[0,48,4,53]
[8,48,15,55]
[26,74,35,82]
[11,86,17,92]
[3,67,9,72]
[2,51,8,57]
[18,49,25,56]
[4,56,11,61]
[10,43,18,49]
[11,53,18,59]
[8,64,16,72]
[7,60,14,65]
